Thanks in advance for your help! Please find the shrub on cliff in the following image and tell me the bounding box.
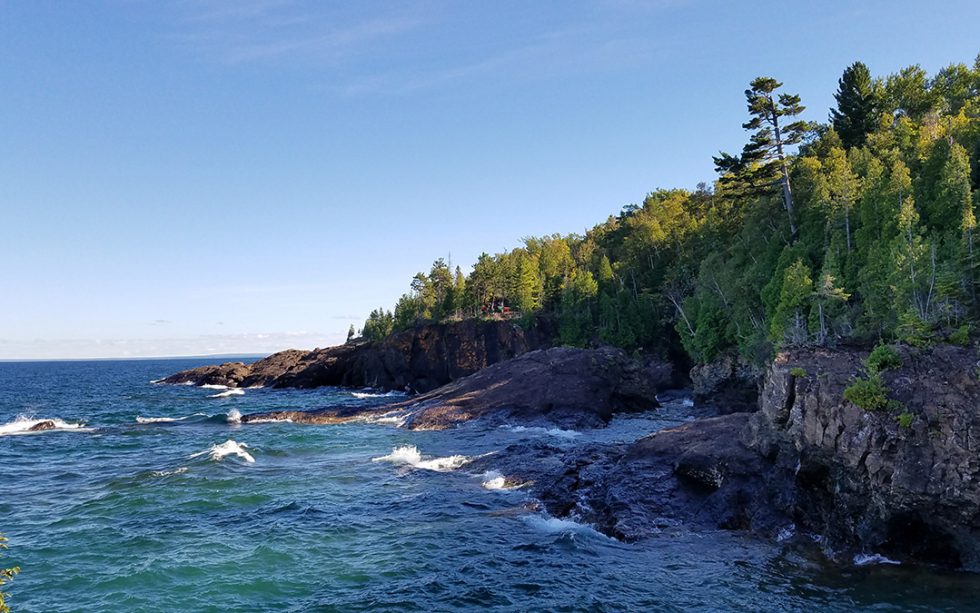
[865,344,902,375]
[844,375,890,411]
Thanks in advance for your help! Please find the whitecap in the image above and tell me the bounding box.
[0,416,93,436]
[226,409,242,424]
[190,440,255,463]
[351,390,404,399]
[853,553,901,566]
[522,515,609,538]
[201,384,229,390]
[500,425,582,439]
[481,470,523,490]
[371,445,470,472]
[136,413,206,424]
[209,389,245,398]
[246,417,293,424]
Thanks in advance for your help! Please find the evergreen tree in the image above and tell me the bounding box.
[771,259,813,345]
[831,61,879,148]
[716,77,811,236]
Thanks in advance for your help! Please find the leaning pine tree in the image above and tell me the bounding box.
[715,77,810,237]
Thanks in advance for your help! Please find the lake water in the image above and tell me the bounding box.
[2,359,978,612]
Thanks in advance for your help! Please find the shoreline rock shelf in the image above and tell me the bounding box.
[163,336,980,569]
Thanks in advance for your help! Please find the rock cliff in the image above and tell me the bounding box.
[524,343,980,568]
[162,317,556,393]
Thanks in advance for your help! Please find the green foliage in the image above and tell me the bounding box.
[362,54,980,365]
[896,411,916,429]
[949,324,971,346]
[0,534,18,613]
[831,62,880,148]
[866,343,903,375]
[844,375,890,411]
[789,367,807,377]
[362,308,394,342]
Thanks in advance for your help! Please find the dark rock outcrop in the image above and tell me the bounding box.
[525,343,980,568]
[242,346,671,430]
[162,318,556,393]
[690,353,764,413]
[742,344,980,568]
[391,345,669,430]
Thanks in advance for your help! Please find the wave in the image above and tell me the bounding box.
[227,409,242,424]
[853,553,901,566]
[500,424,582,439]
[0,416,93,436]
[190,440,255,463]
[246,417,293,424]
[351,390,404,399]
[201,384,230,390]
[136,413,206,424]
[372,445,470,472]
[480,470,524,490]
[209,389,245,398]
[522,515,610,539]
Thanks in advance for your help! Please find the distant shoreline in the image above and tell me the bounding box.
[0,353,270,364]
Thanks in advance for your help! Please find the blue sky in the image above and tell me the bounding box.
[3,0,979,359]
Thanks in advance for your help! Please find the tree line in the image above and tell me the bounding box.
[361,54,980,364]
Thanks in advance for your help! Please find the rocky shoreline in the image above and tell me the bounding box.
[163,331,980,569]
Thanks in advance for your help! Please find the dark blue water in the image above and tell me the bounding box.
[1,359,978,612]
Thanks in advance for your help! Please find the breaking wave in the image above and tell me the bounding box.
[190,440,255,463]
[227,409,242,424]
[351,390,405,399]
[522,515,610,539]
[209,389,245,398]
[500,424,582,439]
[853,553,901,566]
[0,416,93,436]
[136,413,206,424]
[372,445,470,472]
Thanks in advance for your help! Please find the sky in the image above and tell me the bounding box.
[2,0,979,359]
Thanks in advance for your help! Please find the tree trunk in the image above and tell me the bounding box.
[772,113,798,237]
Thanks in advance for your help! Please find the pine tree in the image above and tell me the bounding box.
[831,62,879,148]
[715,77,811,236]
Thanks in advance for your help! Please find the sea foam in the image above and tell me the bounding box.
[480,470,522,490]
[136,413,206,424]
[0,416,92,436]
[500,424,582,439]
[372,445,470,472]
[209,389,245,398]
[226,409,242,424]
[853,553,901,566]
[190,440,255,463]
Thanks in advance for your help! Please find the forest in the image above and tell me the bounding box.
[361,54,980,366]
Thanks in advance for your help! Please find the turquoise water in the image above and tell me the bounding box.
[2,359,979,612]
